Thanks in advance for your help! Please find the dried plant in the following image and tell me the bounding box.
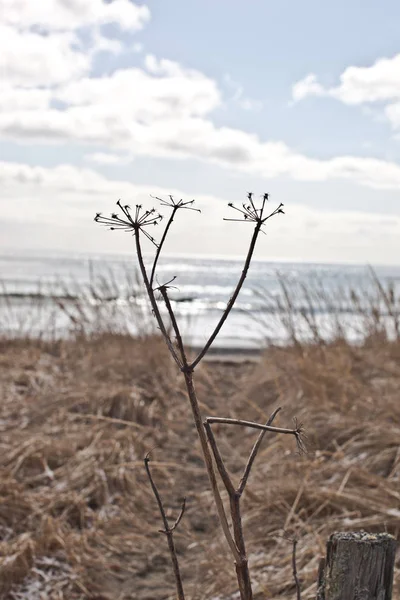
[95,192,304,600]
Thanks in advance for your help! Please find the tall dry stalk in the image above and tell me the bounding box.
[95,193,304,600]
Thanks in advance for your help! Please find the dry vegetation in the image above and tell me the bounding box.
[0,327,399,599]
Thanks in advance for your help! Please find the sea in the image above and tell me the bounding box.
[1,251,400,350]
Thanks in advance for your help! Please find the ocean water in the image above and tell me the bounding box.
[1,251,400,349]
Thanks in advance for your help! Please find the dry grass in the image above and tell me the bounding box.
[0,331,399,599]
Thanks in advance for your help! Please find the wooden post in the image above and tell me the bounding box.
[317,532,397,600]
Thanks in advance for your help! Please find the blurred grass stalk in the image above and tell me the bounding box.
[252,266,400,349]
[0,265,154,341]
[0,265,398,349]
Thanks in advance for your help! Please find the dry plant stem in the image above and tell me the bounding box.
[149,207,178,288]
[159,288,188,365]
[182,370,240,562]
[204,408,282,600]
[191,222,262,369]
[231,496,252,600]
[159,288,239,562]
[291,538,302,600]
[204,423,251,598]
[206,416,299,436]
[144,453,186,600]
[131,199,283,599]
[160,275,294,600]
[203,421,236,496]
[95,196,288,600]
[238,407,282,495]
[134,230,182,368]
[135,231,239,562]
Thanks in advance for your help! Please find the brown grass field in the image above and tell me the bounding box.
[0,328,399,599]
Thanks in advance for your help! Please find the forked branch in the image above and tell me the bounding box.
[157,284,188,368]
[238,406,282,495]
[149,196,200,287]
[204,406,302,600]
[191,194,284,369]
[134,230,182,368]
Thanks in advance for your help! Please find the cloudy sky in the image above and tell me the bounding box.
[1,0,400,264]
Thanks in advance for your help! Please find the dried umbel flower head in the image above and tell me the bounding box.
[94,200,163,246]
[225,192,284,232]
[293,417,307,454]
[150,194,201,213]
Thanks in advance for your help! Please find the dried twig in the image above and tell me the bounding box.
[204,406,303,600]
[282,532,302,600]
[292,537,302,600]
[203,420,236,496]
[144,452,186,600]
[149,196,200,287]
[238,406,281,495]
[134,229,182,368]
[157,284,188,367]
[205,415,306,454]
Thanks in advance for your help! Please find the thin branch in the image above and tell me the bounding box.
[149,195,200,288]
[204,420,236,496]
[150,206,178,288]
[171,498,186,532]
[205,416,306,454]
[205,416,299,435]
[144,452,186,600]
[280,532,302,600]
[144,452,170,532]
[230,493,252,598]
[191,222,262,369]
[159,286,188,367]
[204,418,253,596]
[238,407,281,495]
[292,537,302,600]
[182,372,241,563]
[134,229,182,368]
[190,197,283,369]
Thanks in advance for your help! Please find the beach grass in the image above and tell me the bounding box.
[0,268,399,598]
[0,320,399,598]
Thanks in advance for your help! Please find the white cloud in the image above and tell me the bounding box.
[0,85,51,112]
[292,74,325,102]
[293,54,400,105]
[2,0,400,194]
[0,1,149,89]
[2,56,400,190]
[58,58,221,118]
[292,53,400,131]
[1,160,400,263]
[1,0,150,33]
[0,25,90,86]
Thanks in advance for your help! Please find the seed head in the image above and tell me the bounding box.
[94,200,162,246]
[224,193,284,233]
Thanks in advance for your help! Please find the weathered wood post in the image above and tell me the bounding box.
[316,532,397,600]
